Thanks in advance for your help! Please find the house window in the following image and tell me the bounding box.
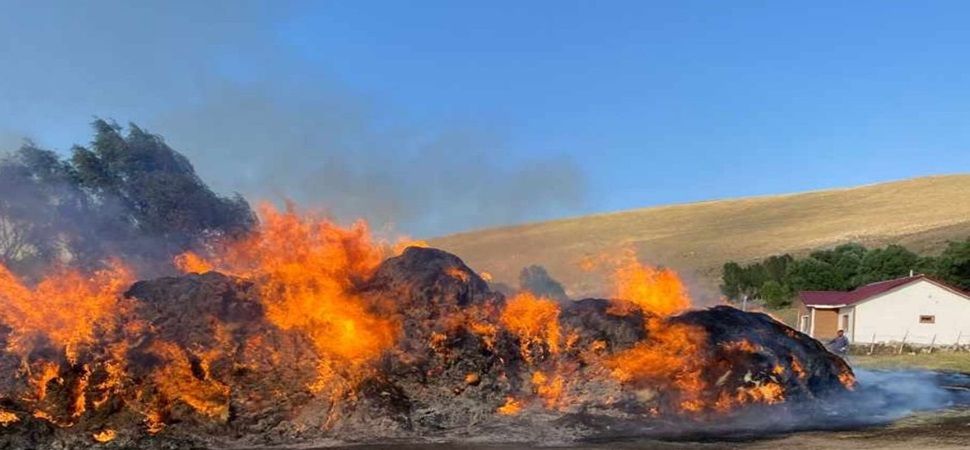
[919,315,935,324]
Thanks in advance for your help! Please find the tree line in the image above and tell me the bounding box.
[0,120,255,278]
[721,240,970,309]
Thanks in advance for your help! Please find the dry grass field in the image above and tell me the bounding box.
[430,174,970,301]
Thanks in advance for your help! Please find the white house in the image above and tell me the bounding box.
[796,275,970,345]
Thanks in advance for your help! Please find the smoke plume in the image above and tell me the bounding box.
[0,1,587,238]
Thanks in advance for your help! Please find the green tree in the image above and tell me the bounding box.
[720,261,744,300]
[762,254,793,284]
[785,257,844,291]
[854,244,919,285]
[760,280,791,308]
[934,238,970,290]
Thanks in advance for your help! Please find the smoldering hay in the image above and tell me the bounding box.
[0,206,856,449]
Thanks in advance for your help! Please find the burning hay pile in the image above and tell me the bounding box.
[0,207,854,449]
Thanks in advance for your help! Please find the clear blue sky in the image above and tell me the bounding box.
[1,1,968,235]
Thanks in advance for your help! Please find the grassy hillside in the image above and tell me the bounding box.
[429,174,970,302]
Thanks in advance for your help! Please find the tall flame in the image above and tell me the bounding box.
[0,262,134,362]
[609,254,690,317]
[500,292,561,360]
[175,204,399,394]
[601,252,709,412]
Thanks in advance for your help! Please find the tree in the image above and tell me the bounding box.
[0,144,84,272]
[760,280,791,309]
[71,120,255,248]
[720,261,744,301]
[0,120,255,275]
[762,254,793,284]
[854,244,919,285]
[934,239,970,290]
[785,257,844,292]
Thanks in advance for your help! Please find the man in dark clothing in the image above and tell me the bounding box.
[827,329,850,358]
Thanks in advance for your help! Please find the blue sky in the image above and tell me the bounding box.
[1,1,968,235]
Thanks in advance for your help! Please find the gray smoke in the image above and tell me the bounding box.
[153,84,586,237]
[0,1,587,238]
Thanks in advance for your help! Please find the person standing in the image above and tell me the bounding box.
[827,329,850,360]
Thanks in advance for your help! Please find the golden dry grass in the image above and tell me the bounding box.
[430,174,970,301]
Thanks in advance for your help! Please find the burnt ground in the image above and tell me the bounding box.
[246,369,970,450]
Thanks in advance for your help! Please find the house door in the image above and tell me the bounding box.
[800,315,809,333]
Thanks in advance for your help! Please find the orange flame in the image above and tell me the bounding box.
[531,371,566,409]
[610,256,690,317]
[92,429,117,443]
[501,292,561,360]
[598,253,709,412]
[0,262,134,362]
[175,204,399,394]
[497,397,522,415]
[147,341,230,421]
[0,410,19,427]
[838,371,856,390]
[607,318,708,412]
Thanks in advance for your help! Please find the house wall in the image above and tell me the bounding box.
[812,308,839,340]
[837,306,855,341]
[853,280,970,345]
[797,302,810,334]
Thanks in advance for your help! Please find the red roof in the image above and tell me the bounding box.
[798,275,928,307]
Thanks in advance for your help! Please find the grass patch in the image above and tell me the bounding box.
[851,352,970,373]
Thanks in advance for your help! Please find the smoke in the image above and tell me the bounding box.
[0,1,587,238]
[0,132,23,153]
[0,125,255,278]
[846,369,963,421]
[570,368,970,443]
[151,83,586,237]
[702,369,969,438]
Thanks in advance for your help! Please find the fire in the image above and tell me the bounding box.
[531,371,565,409]
[174,204,399,395]
[501,292,561,360]
[610,255,690,317]
[791,358,806,380]
[0,409,18,426]
[497,397,522,415]
[740,382,785,404]
[92,429,117,443]
[838,370,857,390]
[0,261,134,361]
[147,341,230,421]
[587,253,710,413]
[721,340,759,353]
[607,318,708,412]
[392,237,429,255]
[0,200,856,441]
[173,252,214,273]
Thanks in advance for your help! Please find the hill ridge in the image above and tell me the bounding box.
[429,174,970,300]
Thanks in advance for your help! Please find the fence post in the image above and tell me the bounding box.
[897,331,909,355]
[869,333,876,355]
[929,334,937,354]
[955,331,963,351]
